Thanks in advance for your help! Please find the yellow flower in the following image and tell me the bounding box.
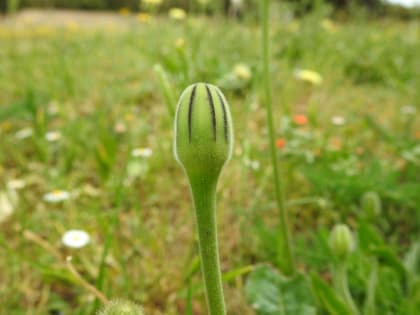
[321,19,338,33]
[65,20,79,32]
[233,63,252,81]
[175,37,185,49]
[118,7,131,16]
[34,26,55,37]
[294,69,323,85]
[169,8,187,20]
[137,13,151,23]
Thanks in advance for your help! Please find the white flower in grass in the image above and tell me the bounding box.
[400,105,416,116]
[331,116,346,126]
[15,128,33,140]
[43,190,70,203]
[131,147,152,158]
[0,190,17,224]
[62,229,90,249]
[45,131,62,142]
[243,158,260,171]
[7,179,26,190]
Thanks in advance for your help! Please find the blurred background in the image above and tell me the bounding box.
[0,1,419,315]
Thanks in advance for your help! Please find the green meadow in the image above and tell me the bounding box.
[0,3,419,315]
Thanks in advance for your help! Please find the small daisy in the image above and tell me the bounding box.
[15,128,33,140]
[400,105,416,116]
[331,116,346,126]
[7,179,26,190]
[243,158,260,171]
[43,190,71,203]
[45,131,62,142]
[169,8,187,20]
[62,229,90,249]
[0,190,16,224]
[231,0,243,8]
[131,147,153,158]
[294,69,323,85]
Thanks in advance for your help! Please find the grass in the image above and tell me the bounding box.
[0,4,419,315]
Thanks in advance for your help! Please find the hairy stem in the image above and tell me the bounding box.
[261,0,296,275]
[190,176,226,315]
[333,262,360,315]
[364,258,378,315]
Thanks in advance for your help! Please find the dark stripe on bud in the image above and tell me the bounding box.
[216,90,228,143]
[188,84,198,143]
[205,84,217,141]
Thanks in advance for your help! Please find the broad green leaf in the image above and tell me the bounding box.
[310,273,353,315]
[245,265,316,315]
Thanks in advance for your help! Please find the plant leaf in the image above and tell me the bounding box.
[310,273,353,315]
[245,265,316,315]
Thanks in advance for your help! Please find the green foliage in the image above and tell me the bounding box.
[0,3,419,314]
[245,266,316,315]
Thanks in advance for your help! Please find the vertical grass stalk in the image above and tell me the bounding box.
[261,0,296,275]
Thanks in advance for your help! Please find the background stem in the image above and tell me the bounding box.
[261,0,296,276]
[333,262,360,315]
[190,176,226,315]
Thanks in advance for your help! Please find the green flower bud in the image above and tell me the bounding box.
[174,83,233,315]
[329,224,354,260]
[361,191,381,219]
[97,300,144,315]
[174,83,233,182]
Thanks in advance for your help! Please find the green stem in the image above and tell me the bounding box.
[364,258,378,315]
[154,64,176,118]
[190,176,226,315]
[333,262,360,315]
[261,0,296,276]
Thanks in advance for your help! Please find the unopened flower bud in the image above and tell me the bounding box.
[174,83,233,182]
[361,191,381,219]
[98,300,144,315]
[329,224,354,260]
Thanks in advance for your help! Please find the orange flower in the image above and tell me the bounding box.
[276,138,286,149]
[293,114,308,126]
[416,130,420,139]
